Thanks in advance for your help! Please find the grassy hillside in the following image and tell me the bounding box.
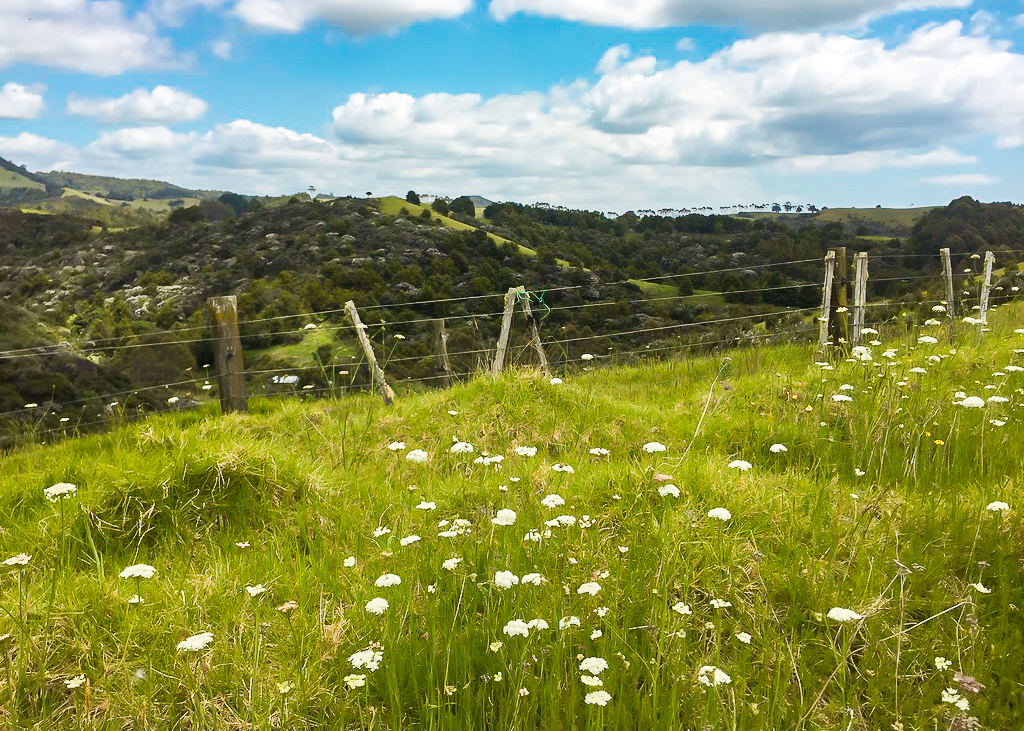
[0,169,45,191]
[36,170,223,201]
[815,206,937,229]
[1,304,1022,729]
[736,206,935,236]
[377,196,538,255]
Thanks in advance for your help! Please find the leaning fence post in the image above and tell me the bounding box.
[519,293,550,377]
[344,300,395,405]
[979,251,995,326]
[940,247,956,344]
[491,286,522,375]
[818,250,836,350]
[207,296,248,414]
[433,318,454,387]
[851,252,869,345]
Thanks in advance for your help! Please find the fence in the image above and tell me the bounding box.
[1,247,1020,444]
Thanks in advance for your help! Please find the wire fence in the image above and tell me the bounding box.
[3,247,1019,447]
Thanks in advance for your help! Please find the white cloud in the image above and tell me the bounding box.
[922,173,998,185]
[0,1,175,75]
[11,22,1021,209]
[488,0,973,31]
[146,0,229,26]
[68,86,208,123]
[212,39,234,59]
[233,0,472,34]
[0,82,45,120]
[0,132,76,170]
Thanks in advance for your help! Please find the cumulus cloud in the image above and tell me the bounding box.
[67,86,208,123]
[0,82,45,120]
[488,0,973,31]
[0,0,175,75]
[233,0,472,34]
[329,22,1022,175]
[0,132,76,170]
[922,173,998,186]
[13,22,1021,209]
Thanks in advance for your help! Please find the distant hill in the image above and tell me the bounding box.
[736,205,936,237]
[468,195,495,208]
[36,170,225,201]
[909,196,1024,255]
[0,156,51,190]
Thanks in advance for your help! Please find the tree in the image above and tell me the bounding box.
[449,196,476,217]
[431,198,450,216]
[406,190,421,205]
[772,203,782,213]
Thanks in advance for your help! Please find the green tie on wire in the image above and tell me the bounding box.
[517,289,552,319]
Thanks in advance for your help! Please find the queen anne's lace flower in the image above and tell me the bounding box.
[177,632,214,652]
[826,607,863,622]
[119,564,156,579]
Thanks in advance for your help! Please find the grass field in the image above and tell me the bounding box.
[815,206,937,229]
[0,170,45,190]
[1,299,1023,729]
[736,207,935,231]
[377,197,539,257]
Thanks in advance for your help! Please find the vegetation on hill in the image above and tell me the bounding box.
[0,308,1022,728]
[36,170,225,202]
[910,196,1024,256]
[2,192,1024,447]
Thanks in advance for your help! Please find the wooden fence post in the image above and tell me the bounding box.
[832,247,849,347]
[519,293,550,377]
[433,318,454,387]
[818,250,836,350]
[940,247,956,344]
[979,251,995,325]
[344,300,395,405]
[207,296,248,414]
[491,286,522,375]
[852,252,869,345]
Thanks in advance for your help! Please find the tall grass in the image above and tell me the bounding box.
[1,306,1022,729]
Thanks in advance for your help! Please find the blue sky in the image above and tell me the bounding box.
[1,0,1023,212]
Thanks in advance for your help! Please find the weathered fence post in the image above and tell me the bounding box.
[831,247,849,347]
[979,250,995,326]
[433,318,454,388]
[818,250,836,350]
[852,252,869,345]
[491,286,522,375]
[207,296,248,414]
[519,293,550,377]
[344,300,395,405]
[940,247,956,344]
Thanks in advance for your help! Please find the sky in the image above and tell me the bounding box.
[1,0,1023,212]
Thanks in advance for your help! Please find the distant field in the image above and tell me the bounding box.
[0,170,45,190]
[377,196,538,256]
[736,206,935,230]
[246,327,358,370]
[815,206,936,228]
[61,188,201,213]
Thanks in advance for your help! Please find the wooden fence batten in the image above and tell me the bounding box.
[344,300,395,405]
[433,318,455,388]
[818,250,836,350]
[852,252,869,345]
[940,247,956,344]
[491,286,522,375]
